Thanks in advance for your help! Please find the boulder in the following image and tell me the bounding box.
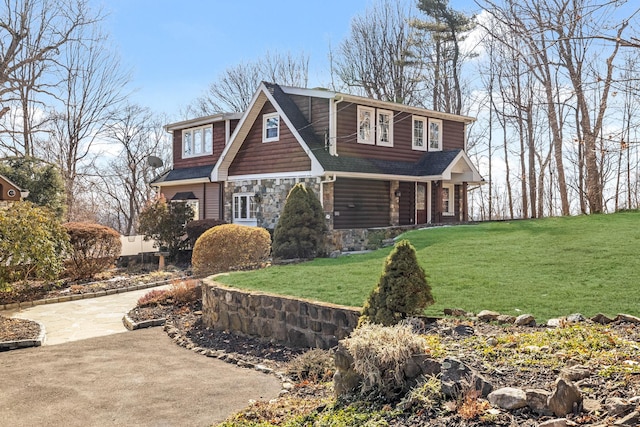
[616,313,640,324]
[453,324,475,336]
[497,314,516,324]
[615,411,640,426]
[444,308,470,317]
[547,378,583,417]
[538,419,569,427]
[477,310,500,322]
[560,365,591,381]
[526,388,553,415]
[440,357,492,398]
[487,387,528,410]
[515,314,536,326]
[591,313,615,325]
[566,313,586,323]
[605,397,635,417]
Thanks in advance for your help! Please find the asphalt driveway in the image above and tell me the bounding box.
[0,327,281,427]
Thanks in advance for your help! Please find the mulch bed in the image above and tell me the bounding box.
[0,316,41,341]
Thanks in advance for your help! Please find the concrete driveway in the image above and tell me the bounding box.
[0,327,281,427]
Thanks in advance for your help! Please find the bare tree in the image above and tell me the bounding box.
[97,105,170,235]
[331,0,425,105]
[0,0,97,126]
[43,24,130,221]
[188,50,309,116]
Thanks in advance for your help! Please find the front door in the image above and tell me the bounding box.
[416,183,427,224]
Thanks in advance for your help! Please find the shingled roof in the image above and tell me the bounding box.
[151,164,214,185]
[264,82,468,178]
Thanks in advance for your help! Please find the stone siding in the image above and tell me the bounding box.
[225,177,322,230]
[202,279,361,349]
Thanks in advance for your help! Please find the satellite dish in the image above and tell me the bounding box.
[147,156,164,168]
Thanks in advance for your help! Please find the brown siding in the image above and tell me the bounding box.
[160,182,221,220]
[336,103,467,160]
[431,182,462,224]
[333,178,390,229]
[228,103,311,176]
[0,177,21,201]
[289,95,330,135]
[398,181,415,226]
[442,120,465,150]
[173,121,228,169]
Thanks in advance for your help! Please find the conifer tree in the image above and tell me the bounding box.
[272,183,326,259]
[359,239,434,326]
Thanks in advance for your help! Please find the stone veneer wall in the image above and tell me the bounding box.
[225,177,322,231]
[201,279,361,349]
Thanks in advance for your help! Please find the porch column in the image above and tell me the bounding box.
[462,182,468,221]
[434,180,442,223]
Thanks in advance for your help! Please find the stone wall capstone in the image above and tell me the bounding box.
[201,278,361,349]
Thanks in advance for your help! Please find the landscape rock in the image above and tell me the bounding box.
[477,310,500,322]
[453,324,474,336]
[606,397,635,417]
[560,365,591,381]
[496,314,516,324]
[486,337,498,347]
[614,411,640,426]
[525,388,552,415]
[515,314,536,326]
[440,357,493,398]
[547,318,563,328]
[566,313,586,323]
[591,313,615,324]
[487,387,528,410]
[547,378,583,417]
[582,398,602,413]
[616,313,640,324]
[443,308,470,317]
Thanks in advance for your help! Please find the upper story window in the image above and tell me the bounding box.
[429,119,443,151]
[357,106,375,145]
[263,113,280,142]
[376,109,393,147]
[412,116,427,151]
[182,125,213,158]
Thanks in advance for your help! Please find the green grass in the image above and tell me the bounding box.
[216,211,640,321]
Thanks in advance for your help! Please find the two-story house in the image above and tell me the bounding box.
[153,82,482,250]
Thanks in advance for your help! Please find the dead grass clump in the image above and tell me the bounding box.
[342,321,426,397]
[286,349,335,383]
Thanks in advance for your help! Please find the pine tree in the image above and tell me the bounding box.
[359,240,434,326]
[272,183,326,259]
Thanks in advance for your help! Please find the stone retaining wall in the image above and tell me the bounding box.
[201,279,361,349]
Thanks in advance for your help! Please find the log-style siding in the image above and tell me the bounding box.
[430,182,462,223]
[173,121,229,169]
[228,103,311,176]
[398,181,416,226]
[336,103,466,160]
[333,178,390,229]
[289,95,330,135]
[160,182,221,220]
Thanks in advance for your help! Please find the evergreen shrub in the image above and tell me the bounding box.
[185,218,226,247]
[272,183,326,260]
[192,224,271,276]
[359,239,434,326]
[64,222,122,280]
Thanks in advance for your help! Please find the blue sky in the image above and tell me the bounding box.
[98,0,480,120]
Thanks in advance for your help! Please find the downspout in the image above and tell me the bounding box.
[320,174,337,209]
[329,96,344,156]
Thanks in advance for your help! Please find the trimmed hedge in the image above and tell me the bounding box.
[64,222,122,280]
[186,218,227,247]
[192,224,271,276]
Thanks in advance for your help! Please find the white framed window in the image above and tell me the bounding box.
[376,109,393,147]
[412,116,427,151]
[357,106,375,145]
[263,113,280,142]
[182,125,213,158]
[442,184,455,216]
[429,118,442,151]
[233,193,257,224]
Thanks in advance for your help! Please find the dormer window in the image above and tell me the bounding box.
[357,106,375,145]
[429,119,442,151]
[263,113,280,142]
[183,125,213,158]
[376,109,393,147]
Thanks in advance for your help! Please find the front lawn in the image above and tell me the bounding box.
[217,211,640,321]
